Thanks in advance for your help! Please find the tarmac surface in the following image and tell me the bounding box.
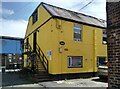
[1,71,108,88]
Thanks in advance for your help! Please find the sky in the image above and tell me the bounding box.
[0,0,106,38]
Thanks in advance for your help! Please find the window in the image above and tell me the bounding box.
[68,56,83,68]
[8,54,12,59]
[32,10,38,24]
[102,30,107,44]
[97,57,107,66]
[74,25,82,41]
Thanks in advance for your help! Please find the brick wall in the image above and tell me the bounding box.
[106,1,120,88]
[107,2,120,27]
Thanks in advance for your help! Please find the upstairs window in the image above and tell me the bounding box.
[102,30,107,44]
[32,10,38,24]
[74,25,82,41]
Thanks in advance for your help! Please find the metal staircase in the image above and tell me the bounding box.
[36,43,49,73]
[23,43,50,82]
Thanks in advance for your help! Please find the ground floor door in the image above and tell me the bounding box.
[33,32,37,52]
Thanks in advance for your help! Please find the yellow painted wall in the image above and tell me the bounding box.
[93,28,107,71]
[46,19,107,74]
[25,5,51,37]
[24,4,51,52]
[24,4,107,75]
[24,4,51,68]
[24,55,27,67]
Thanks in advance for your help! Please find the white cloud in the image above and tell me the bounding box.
[0,8,15,15]
[42,0,106,20]
[78,0,106,20]
[0,19,28,38]
[1,0,106,20]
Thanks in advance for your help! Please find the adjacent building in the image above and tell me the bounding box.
[24,2,107,76]
[107,1,120,88]
[0,36,24,69]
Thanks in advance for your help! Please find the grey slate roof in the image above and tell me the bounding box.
[42,3,106,28]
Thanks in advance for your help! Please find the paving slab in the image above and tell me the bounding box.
[2,72,108,88]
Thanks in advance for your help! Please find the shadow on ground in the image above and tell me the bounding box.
[2,72,34,87]
[92,77,108,83]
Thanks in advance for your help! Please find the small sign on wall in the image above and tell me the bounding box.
[47,50,52,60]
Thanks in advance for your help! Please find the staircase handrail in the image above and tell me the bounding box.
[36,43,49,73]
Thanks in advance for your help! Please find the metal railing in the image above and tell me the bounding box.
[23,43,49,73]
[23,43,32,54]
[36,43,49,73]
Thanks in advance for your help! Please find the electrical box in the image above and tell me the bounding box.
[56,19,62,29]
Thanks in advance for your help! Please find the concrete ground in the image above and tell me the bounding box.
[39,77,108,87]
[1,72,108,88]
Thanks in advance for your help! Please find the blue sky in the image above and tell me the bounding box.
[0,0,106,38]
[2,2,40,20]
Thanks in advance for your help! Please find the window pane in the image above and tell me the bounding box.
[74,33,81,39]
[68,56,82,68]
[74,25,82,41]
[74,25,81,29]
[102,30,107,44]
[97,57,107,66]
[33,10,38,24]
[103,37,107,42]
[74,29,80,33]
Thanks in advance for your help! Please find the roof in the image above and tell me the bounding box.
[40,2,106,28]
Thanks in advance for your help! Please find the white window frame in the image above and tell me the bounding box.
[68,56,83,68]
[74,25,82,41]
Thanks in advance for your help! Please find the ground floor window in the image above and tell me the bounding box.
[97,56,107,66]
[68,56,83,68]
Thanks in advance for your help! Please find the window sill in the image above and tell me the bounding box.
[68,66,83,68]
[74,40,82,43]
[102,41,107,45]
[74,39,82,41]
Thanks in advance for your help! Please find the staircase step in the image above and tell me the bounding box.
[37,67,44,68]
[37,66,44,68]
[37,68,44,70]
[37,70,46,73]
[37,67,44,69]
[37,65,43,67]
[38,69,45,72]
[37,70,45,71]
[37,64,44,66]
[35,66,43,68]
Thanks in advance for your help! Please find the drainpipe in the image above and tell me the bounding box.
[93,29,96,76]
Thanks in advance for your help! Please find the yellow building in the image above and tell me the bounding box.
[24,2,107,76]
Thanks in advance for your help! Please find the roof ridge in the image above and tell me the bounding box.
[42,2,105,21]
